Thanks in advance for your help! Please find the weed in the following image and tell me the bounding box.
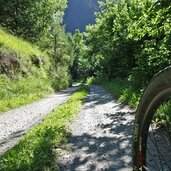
[0,73,53,113]
[0,86,88,171]
[98,79,141,108]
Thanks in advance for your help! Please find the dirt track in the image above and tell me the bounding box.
[0,86,79,154]
[57,85,135,171]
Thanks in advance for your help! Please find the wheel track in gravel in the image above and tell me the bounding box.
[0,85,80,155]
[57,85,135,171]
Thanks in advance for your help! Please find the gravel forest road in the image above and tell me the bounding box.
[0,85,80,155]
[57,85,135,171]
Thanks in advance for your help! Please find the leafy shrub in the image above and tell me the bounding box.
[100,79,140,108]
[83,0,171,90]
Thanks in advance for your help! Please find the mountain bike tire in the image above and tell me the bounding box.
[133,66,171,171]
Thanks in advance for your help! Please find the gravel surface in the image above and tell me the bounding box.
[0,85,80,154]
[57,85,135,171]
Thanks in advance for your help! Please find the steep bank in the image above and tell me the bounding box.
[0,29,71,113]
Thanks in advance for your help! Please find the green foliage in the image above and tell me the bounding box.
[0,29,47,58]
[0,0,73,90]
[127,0,171,87]
[81,0,171,89]
[0,86,88,171]
[86,76,96,85]
[50,64,71,90]
[0,0,67,42]
[84,0,136,79]
[0,73,53,113]
[0,28,73,112]
[0,0,81,105]
[100,79,140,108]
[69,29,88,80]
[154,100,171,129]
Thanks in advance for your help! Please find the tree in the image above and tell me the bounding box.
[0,0,67,42]
[81,0,171,89]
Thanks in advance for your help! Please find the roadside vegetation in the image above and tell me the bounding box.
[73,0,171,123]
[0,1,83,113]
[86,77,140,108]
[0,86,88,171]
[0,29,53,112]
[100,80,140,108]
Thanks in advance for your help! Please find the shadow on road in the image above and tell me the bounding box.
[58,110,134,171]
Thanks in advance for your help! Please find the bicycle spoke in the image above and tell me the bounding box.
[146,146,161,170]
[146,123,171,170]
[133,67,171,171]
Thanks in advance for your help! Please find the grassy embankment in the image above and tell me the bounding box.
[0,86,88,171]
[87,77,171,127]
[0,28,65,113]
[100,80,140,108]
[99,79,171,124]
[87,77,141,108]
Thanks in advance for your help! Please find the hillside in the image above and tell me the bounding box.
[0,29,70,113]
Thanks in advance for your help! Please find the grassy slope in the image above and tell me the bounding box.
[100,80,140,108]
[0,29,53,113]
[87,77,141,108]
[0,86,88,171]
[96,78,171,127]
[0,29,47,57]
[0,74,53,112]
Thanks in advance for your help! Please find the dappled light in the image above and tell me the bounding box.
[1,0,171,170]
[57,85,134,170]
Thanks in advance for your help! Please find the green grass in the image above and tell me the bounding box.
[0,28,54,113]
[0,28,51,75]
[0,28,47,58]
[0,72,53,113]
[99,79,171,128]
[96,79,141,108]
[0,86,88,171]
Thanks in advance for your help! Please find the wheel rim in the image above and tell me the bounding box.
[143,100,171,171]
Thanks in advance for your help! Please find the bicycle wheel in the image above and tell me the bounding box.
[133,66,171,171]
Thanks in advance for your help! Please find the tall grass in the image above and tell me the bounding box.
[0,86,88,171]
[0,29,46,57]
[0,28,72,113]
[0,72,53,113]
[98,78,171,128]
[88,78,141,108]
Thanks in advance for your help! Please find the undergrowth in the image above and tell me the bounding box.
[0,73,53,113]
[0,29,47,58]
[154,100,171,130]
[0,28,71,113]
[87,77,141,108]
[0,86,88,171]
[99,79,171,126]
[90,77,171,127]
